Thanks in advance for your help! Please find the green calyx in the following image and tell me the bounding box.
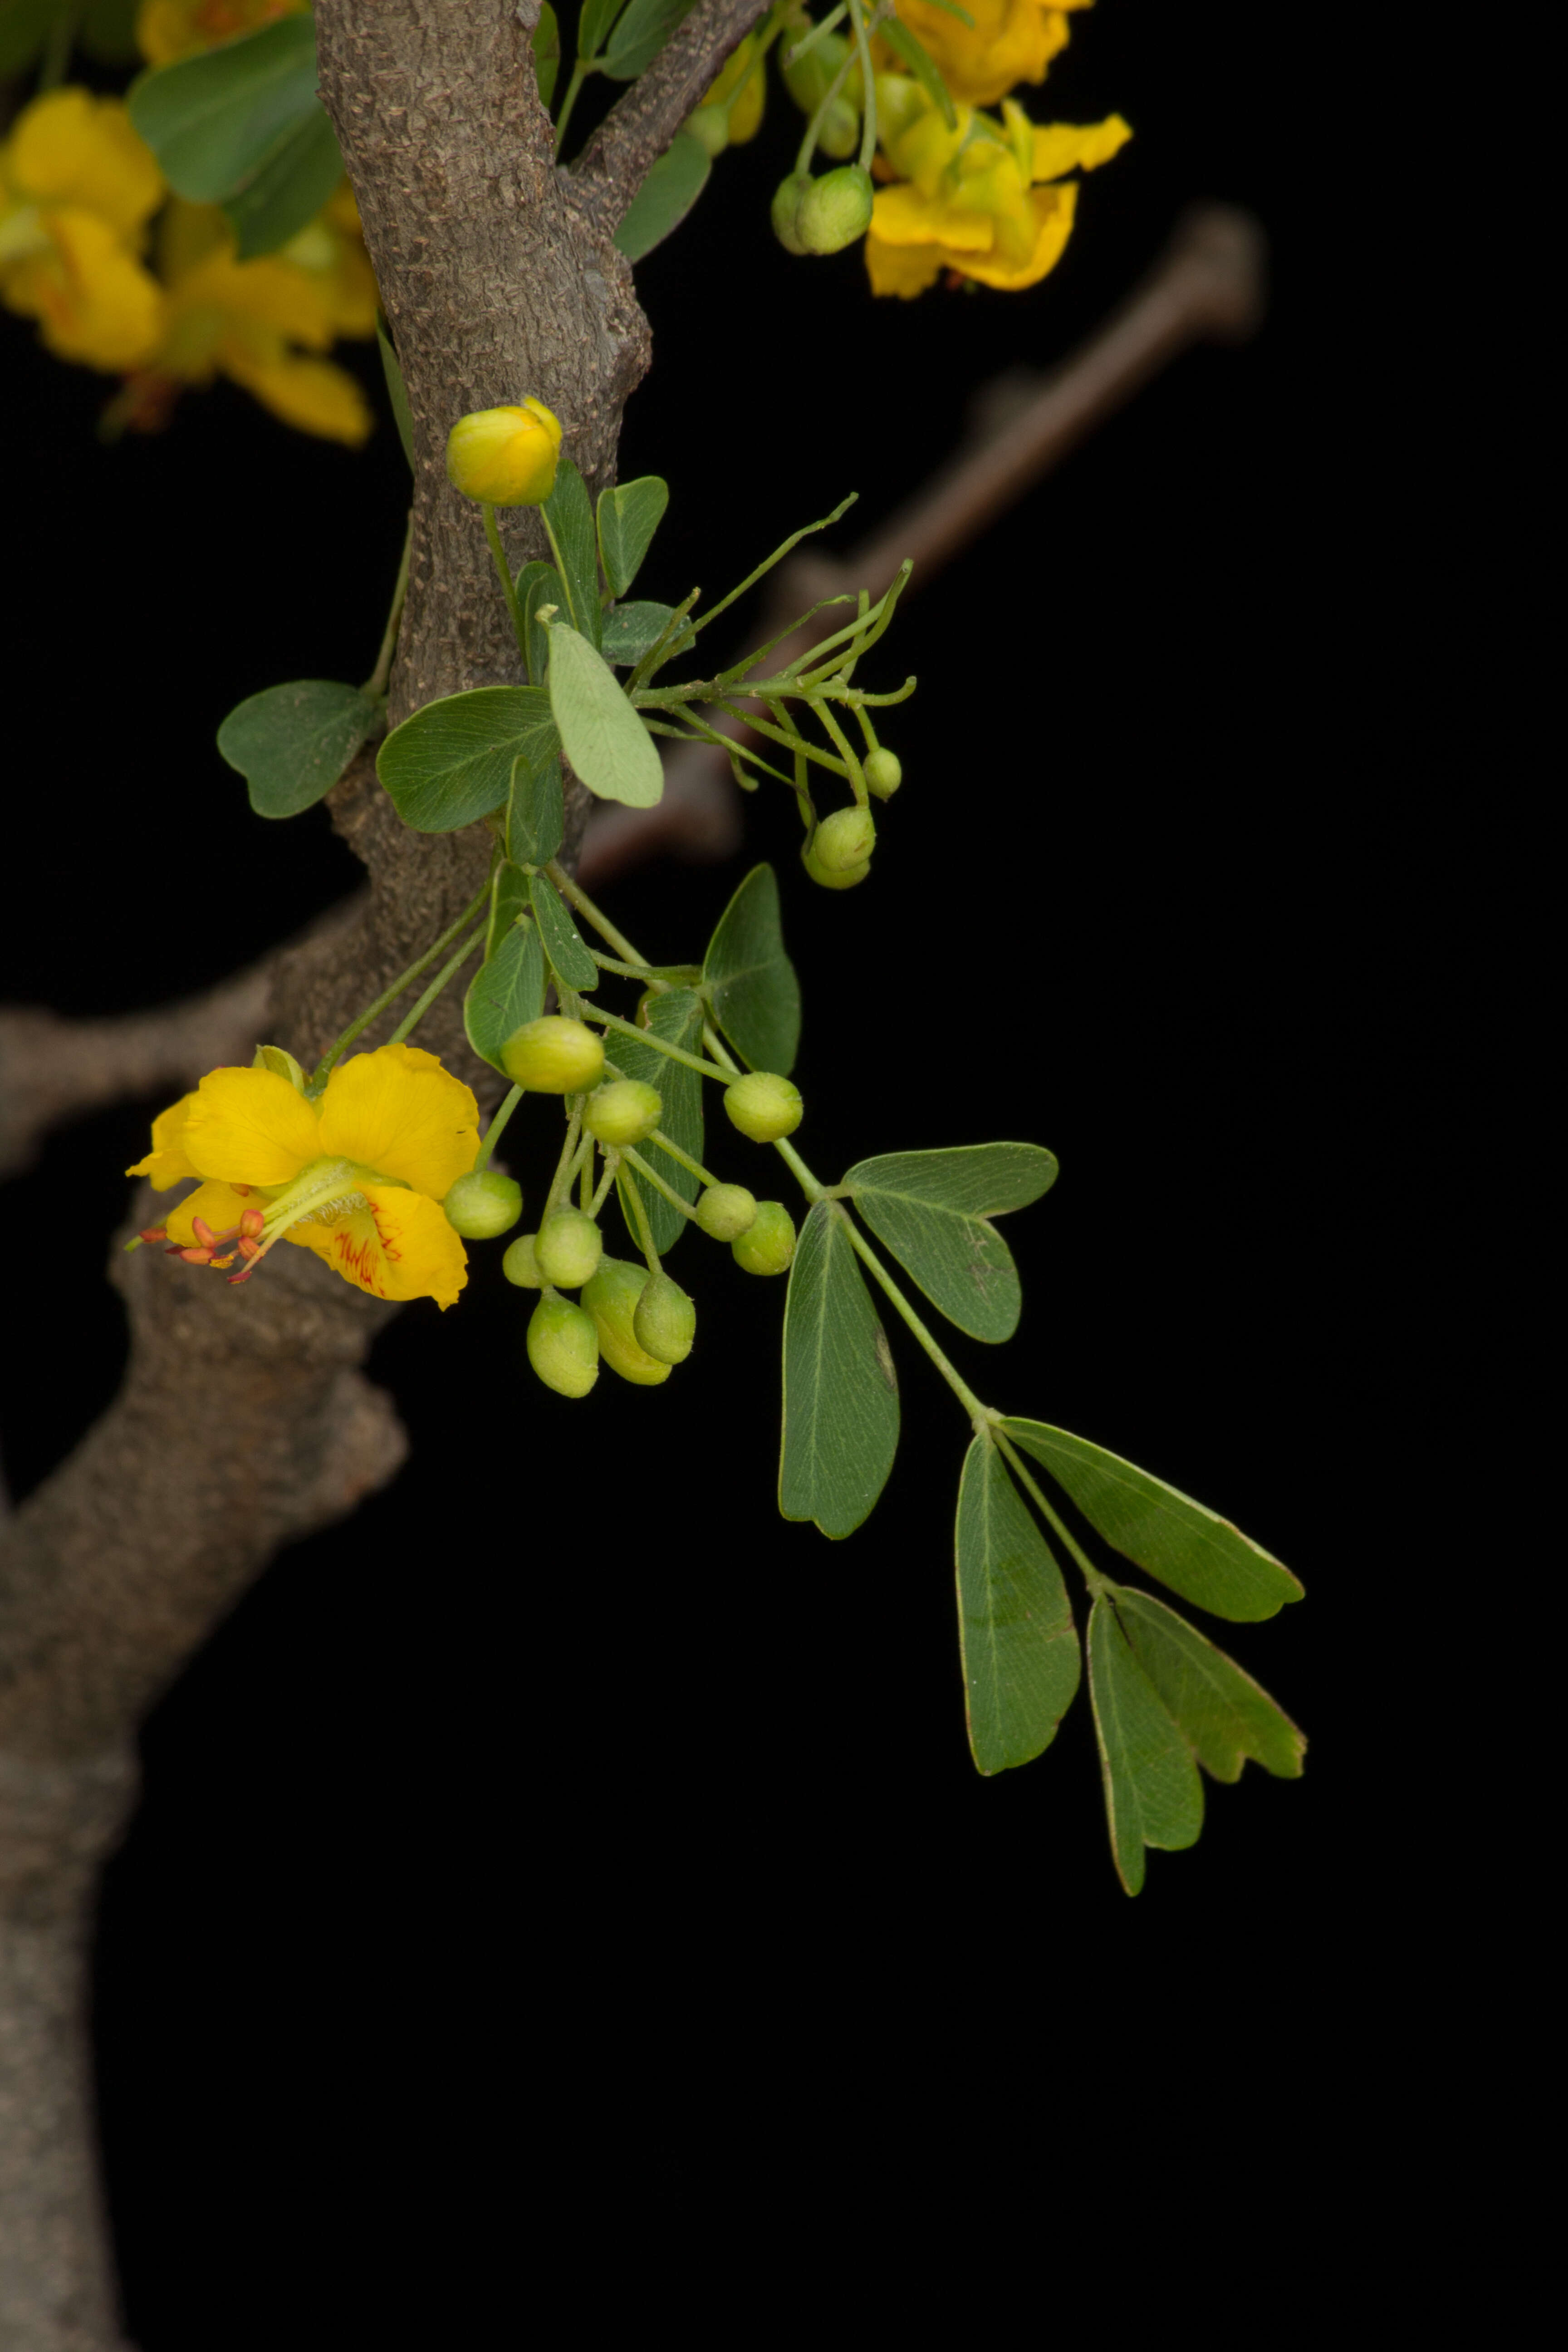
[583,1079,663,1148]
[534,1209,603,1289]
[732,1200,796,1276]
[527,1293,600,1398]
[863,747,902,799]
[771,171,813,255]
[443,1170,523,1240]
[502,1232,544,1289]
[725,1072,804,1143]
[813,805,876,872]
[695,1183,758,1242]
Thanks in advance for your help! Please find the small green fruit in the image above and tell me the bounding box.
[796,165,873,255]
[695,1183,757,1241]
[633,1272,696,1365]
[500,1014,605,1094]
[527,1294,599,1398]
[583,1079,663,1149]
[813,805,876,872]
[533,1209,603,1289]
[771,171,812,255]
[582,1258,672,1387]
[802,837,870,890]
[724,1071,803,1142]
[442,1170,523,1239]
[732,1200,797,1276]
[863,748,902,799]
[502,1233,544,1289]
[687,102,730,156]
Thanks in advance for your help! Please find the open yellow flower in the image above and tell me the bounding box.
[887,0,1093,110]
[118,193,375,442]
[866,82,1130,297]
[0,89,164,370]
[136,0,309,67]
[128,1044,482,1309]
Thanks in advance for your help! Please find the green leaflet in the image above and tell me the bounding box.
[611,990,705,1253]
[703,863,802,1075]
[216,679,379,819]
[129,16,338,254]
[517,561,566,686]
[780,1202,900,1539]
[954,1435,1079,1775]
[613,131,711,262]
[1114,1588,1305,1783]
[597,477,669,600]
[541,459,601,646]
[577,0,625,60]
[464,918,546,1076]
[1088,1594,1204,1897]
[377,686,558,833]
[603,0,696,79]
[528,871,599,991]
[601,601,693,666]
[546,624,664,808]
[506,752,564,867]
[221,100,342,260]
[486,860,532,963]
[843,1143,1056,1344]
[1000,1419,1304,1623]
[532,0,560,104]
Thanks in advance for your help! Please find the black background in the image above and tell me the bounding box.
[2,2,1448,2336]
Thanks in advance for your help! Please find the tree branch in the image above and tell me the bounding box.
[571,0,772,226]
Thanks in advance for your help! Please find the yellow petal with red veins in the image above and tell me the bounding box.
[164,1181,260,1246]
[127,1092,200,1188]
[286,1182,469,1308]
[182,1066,322,1185]
[869,182,994,252]
[951,181,1078,290]
[317,1044,480,1199]
[1031,115,1132,184]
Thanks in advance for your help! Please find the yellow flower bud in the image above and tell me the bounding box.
[445,398,563,507]
[583,1079,663,1148]
[501,1015,605,1093]
[633,1272,696,1365]
[583,1258,673,1386]
[527,1293,600,1397]
[724,1073,803,1143]
[695,1183,757,1241]
[534,1209,603,1289]
[732,1200,796,1276]
[813,805,876,872]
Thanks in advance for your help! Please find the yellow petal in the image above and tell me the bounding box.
[891,0,1077,109]
[316,1044,480,1199]
[286,1182,470,1309]
[870,182,994,253]
[1031,114,1133,183]
[221,348,374,445]
[5,90,164,236]
[951,180,1078,290]
[127,1092,201,1188]
[164,1180,262,1246]
[182,1066,322,1185]
[5,210,164,369]
[865,236,945,299]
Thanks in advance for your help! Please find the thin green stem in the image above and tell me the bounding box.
[589,1008,733,1084]
[991,1430,1109,1596]
[482,504,529,662]
[645,1127,716,1187]
[713,701,850,780]
[618,1160,662,1275]
[711,594,855,687]
[781,2,848,69]
[589,951,689,984]
[545,864,646,968]
[309,879,492,1089]
[688,496,857,641]
[473,1084,524,1174]
[622,1148,702,1224]
[363,512,412,697]
[810,696,867,802]
[794,35,858,173]
[386,924,486,1046]
[539,511,583,632]
[588,1152,620,1218]
[541,1107,584,1226]
[627,588,701,693]
[850,0,879,173]
[834,1207,992,1423]
[553,59,592,158]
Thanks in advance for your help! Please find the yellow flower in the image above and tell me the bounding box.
[866,86,1130,297]
[887,0,1093,111]
[128,1044,482,1310]
[121,195,375,443]
[0,89,165,370]
[135,0,309,68]
[445,398,563,507]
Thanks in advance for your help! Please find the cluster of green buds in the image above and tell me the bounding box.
[770,0,885,255]
[442,1014,801,1401]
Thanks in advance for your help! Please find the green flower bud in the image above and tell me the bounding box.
[502,1232,544,1288]
[500,1014,605,1094]
[687,102,730,156]
[533,1209,603,1289]
[813,805,876,872]
[863,747,902,799]
[583,1078,663,1149]
[724,1072,803,1142]
[695,1182,757,1241]
[796,166,873,256]
[771,171,812,255]
[802,837,871,890]
[731,1199,796,1276]
[817,95,860,161]
[442,1170,523,1240]
[445,399,562,507]
[582,1257,672,1387]
[633,1271,696,1366]
[783,30,862,116]
[527,1293,599,1398]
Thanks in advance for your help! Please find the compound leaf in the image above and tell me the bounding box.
[546,624,663,808]
[597,475,669,599]
[528,870,599,991]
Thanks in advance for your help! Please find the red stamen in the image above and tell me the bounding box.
[139,1225,168,1244]
[178,1245,213,1265]
[238,1234,262,1260]
[240,1208,265,1238]
[191,1215,217,1246]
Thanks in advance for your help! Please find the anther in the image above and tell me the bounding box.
[240,1208,265,1238]
[139,1225,168,1245]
